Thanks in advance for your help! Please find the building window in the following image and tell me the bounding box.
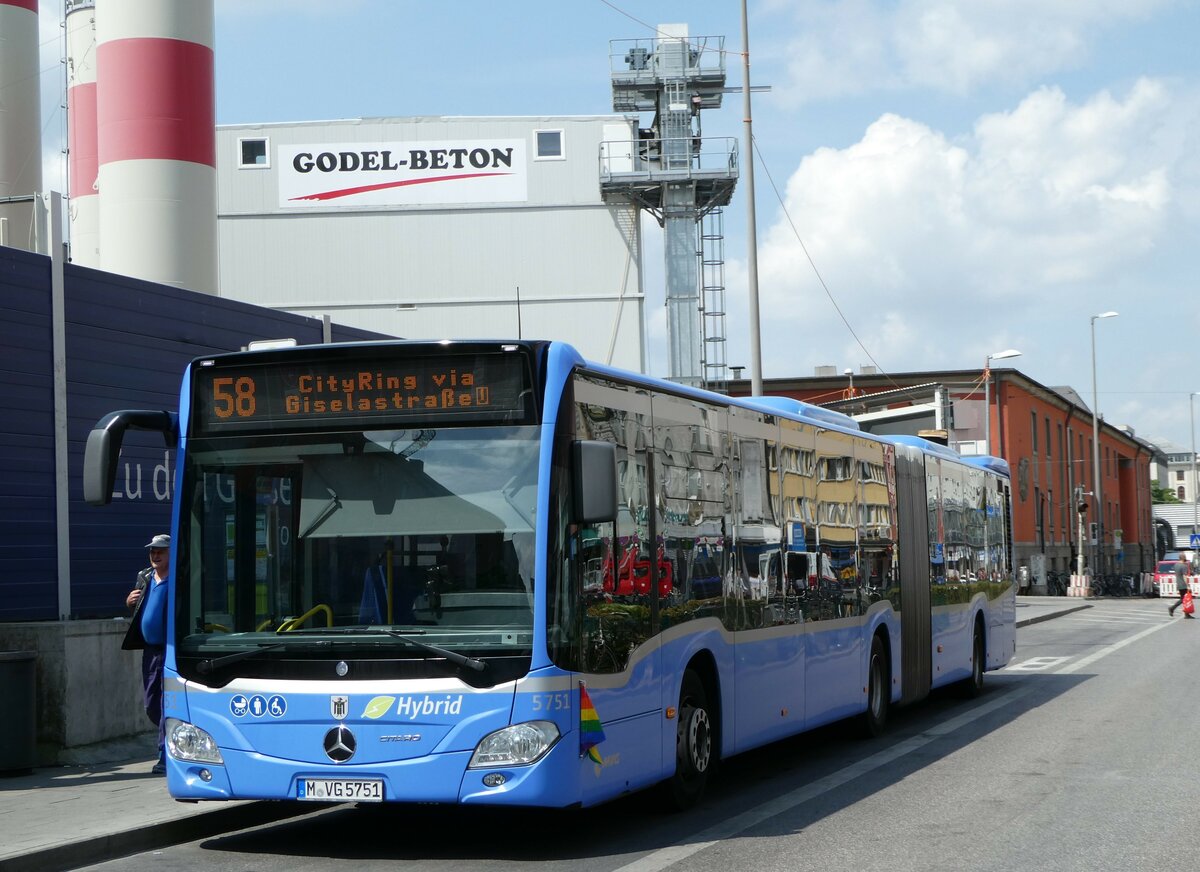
[1031,411,1038,454]
[1177,470,1185,482]
[1179,487,1186,500]
[1057,423,1066,538]
[534,129,564,160]
[238,137,269,168]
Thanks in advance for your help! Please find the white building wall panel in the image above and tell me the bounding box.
[324,298,644,373]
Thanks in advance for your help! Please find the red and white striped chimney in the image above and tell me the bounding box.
[96,0,217,293]
[66,0,99,266]
[0,0,43,251]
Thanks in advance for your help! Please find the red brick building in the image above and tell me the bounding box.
[730,367,1156,584]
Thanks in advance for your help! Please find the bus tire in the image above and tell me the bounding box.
[664,669,713,810]
[860,634,889,738]
[959,621,985,698]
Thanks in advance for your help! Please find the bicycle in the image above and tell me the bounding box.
[1091,574,1129,597]
[1045,570,1069,597]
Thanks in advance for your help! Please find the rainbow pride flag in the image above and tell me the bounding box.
[579,683,606,764]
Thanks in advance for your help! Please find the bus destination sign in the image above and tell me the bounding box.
[194,352,531,433]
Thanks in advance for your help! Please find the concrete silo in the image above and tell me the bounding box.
[0,0,42,251]
[96,0,217,292]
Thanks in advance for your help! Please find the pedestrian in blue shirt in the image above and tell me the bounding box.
[124,534,171,774]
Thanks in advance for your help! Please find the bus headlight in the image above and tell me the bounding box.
[165,718,224,764]
[467,721,559,768]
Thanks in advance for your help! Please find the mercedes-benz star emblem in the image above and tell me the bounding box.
[323,726,356,763]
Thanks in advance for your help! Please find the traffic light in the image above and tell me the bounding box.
[1075,486,1088,514]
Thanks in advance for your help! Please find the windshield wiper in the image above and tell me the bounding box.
[277,624,486,672]
[196,642,291,675]
[379,629,486,673]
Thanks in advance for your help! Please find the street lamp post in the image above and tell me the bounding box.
[983,349,1021,456]
[1191,392,1199,544]
[1090,311,1118,576]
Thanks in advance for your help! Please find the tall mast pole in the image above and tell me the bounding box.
[740,0,763,396]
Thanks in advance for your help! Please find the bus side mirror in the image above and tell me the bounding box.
[83,427,120,506]
[572,440,617,524]
[83,410,179,506]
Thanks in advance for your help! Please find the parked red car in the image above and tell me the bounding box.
[1154,560,1192,592]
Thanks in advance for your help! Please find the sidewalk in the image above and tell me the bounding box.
[0,735,313,872]
[0,597,1086,872]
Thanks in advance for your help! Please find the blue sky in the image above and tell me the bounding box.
[36,0,1200,451]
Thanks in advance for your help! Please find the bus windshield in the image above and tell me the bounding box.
[175,424,539,677]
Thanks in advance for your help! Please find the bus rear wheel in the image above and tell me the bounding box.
[665,669,713,810]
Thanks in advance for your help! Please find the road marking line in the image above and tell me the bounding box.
[1056,618,1174,674]
[611,686,1034,872]
[1002,656,1072,672]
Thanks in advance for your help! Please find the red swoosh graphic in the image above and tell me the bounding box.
[290,172,510,202]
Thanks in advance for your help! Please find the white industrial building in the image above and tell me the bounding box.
[214,114,647,372]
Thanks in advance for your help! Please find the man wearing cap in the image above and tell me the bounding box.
[125,534,171,774]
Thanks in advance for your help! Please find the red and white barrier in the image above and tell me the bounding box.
[1068,575,1091,597]
[1156,577,1200,597]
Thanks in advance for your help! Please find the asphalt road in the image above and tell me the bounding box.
[78,599,1192,872]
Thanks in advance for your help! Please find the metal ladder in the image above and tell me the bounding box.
[699,207,728,392]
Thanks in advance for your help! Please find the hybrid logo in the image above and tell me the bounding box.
[394,695,463,721]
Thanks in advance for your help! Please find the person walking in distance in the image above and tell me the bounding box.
[124,534,172,773]
[1167,561,1194,619]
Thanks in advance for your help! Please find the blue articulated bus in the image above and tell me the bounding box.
[84,339,1015,809]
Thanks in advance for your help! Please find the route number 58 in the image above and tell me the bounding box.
[212,376,256,418]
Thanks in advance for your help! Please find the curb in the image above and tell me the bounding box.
[1016,603,1091,628]
[0,801,323,872]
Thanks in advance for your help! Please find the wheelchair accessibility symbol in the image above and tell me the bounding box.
[267,695,287,718]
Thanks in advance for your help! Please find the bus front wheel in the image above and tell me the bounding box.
[665,669,713,810]
[958,622,985,698]
[860,634,889,738]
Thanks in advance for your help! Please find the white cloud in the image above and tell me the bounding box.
[744,78,1180,377]
[764,0,1174,102]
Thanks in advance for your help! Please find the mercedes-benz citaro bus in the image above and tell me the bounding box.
[84,339,1015,809]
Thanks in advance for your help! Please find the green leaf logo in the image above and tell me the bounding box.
[362,696,395,720]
